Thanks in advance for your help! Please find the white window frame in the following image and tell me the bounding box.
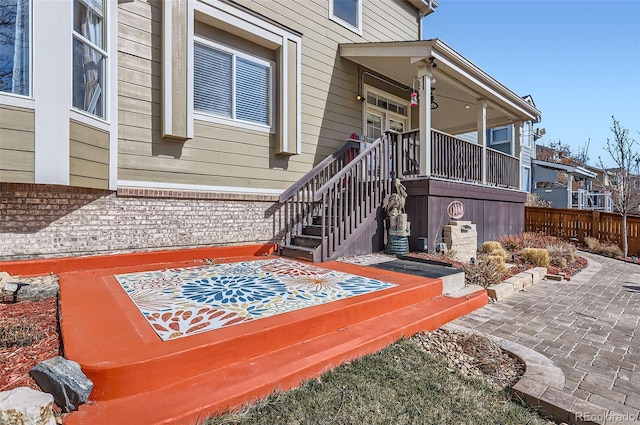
[193,36,275,133]
[521,165,531,192]
[488,126,511,146]
[329,0,362,36]
[191,0,302,153]
[0,0,32,104]
[363,86,411,137]
[71,0,109,123]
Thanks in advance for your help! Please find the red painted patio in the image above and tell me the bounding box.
[1,244,487,424]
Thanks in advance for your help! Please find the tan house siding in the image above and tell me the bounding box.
[0,105,35,183]
[69,120,110,189]
[117,0,420,191]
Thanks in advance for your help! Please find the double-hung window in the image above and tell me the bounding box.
[194,39,273,128]
[330,0,362,34]
[0,0,30,96]
[72,0,107,119]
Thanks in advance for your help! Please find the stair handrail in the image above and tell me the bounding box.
[278,139,361,203]
[279,138,362,253]
[313,134,394,261]
[313,135,389,202]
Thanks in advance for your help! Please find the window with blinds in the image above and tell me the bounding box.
[194,40,272,127]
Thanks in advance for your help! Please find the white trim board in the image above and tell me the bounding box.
[117,180,284,195]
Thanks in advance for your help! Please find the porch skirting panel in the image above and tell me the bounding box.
[0,183,284,260]
[404,178,526,253]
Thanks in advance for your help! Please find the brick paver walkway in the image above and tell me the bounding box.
[451,252,640,423]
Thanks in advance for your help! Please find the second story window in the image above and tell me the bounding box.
[330,0,362,35]
[72,0,107,119]
[0,0,30,96]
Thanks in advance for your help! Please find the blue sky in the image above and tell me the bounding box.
[421,0,640,167]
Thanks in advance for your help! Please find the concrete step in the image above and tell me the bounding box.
[63,279,487,425]
[445,284,485,299]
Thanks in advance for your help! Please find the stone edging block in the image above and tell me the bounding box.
[442,323,614,425]
[486,267,547,301]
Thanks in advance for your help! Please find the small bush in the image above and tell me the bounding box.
[464,254,510,287]
[0,319,41,348]
[546,243,578,268]
[525,193,552,207]
[522,248,550,267]
[481,241,507,260]
[499,233,557,251]
[443,249,458,261]
[584,237,623,258]
[486,255,508,273]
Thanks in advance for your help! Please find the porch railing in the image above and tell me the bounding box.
[486,147,519,188]
[279,139,361,246]
[388,128,520,190]
[572,189,614,212]
[432,129,482,184]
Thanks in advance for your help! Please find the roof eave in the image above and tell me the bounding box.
[406,0,438,16]
[430,39,541,121]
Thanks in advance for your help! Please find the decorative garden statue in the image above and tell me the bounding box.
[385,178,407,217]
[385,178,410,254]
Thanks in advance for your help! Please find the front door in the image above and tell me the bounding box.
[364,89,409,142]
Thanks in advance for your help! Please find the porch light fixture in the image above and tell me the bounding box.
[410,92,419,107]
[410,76,419,107]
[430,88,438,110]
[356,94,365,102]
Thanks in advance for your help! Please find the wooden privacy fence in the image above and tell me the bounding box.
[525,206,640,256]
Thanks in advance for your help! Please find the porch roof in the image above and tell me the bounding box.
[339,39,541,134]
[532,159,597,179]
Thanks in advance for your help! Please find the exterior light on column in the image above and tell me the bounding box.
[410,92,419,107]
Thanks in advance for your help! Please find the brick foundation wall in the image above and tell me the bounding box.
[0,183,284,260]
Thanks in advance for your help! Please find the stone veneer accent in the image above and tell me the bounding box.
[0,183,284,260]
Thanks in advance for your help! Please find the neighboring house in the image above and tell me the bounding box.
[0,0,541,260]
[604,167,640,215]
[531,160,613,212]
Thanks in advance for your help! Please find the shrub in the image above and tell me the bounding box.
[526,193,552,207]
[481,241,507,260]
[463,254,510,287]
[0,318,41,349]
[583,237,623,258]
[486,255,508,273]
[546,243,578,268]
[499,233,557,251]
[522,248,550,267]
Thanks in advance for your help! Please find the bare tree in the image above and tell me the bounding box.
[598,116,640,258]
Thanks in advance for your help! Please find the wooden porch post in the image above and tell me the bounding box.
[514,121,522,190]
[418,67,432,177]
[476,100,487,184]
[567,174,574,208]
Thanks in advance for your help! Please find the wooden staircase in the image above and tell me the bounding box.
[279,135,394,262]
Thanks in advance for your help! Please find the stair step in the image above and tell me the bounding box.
[280,245,318,262]
[292,234,324,249]
[445,284,486,299]
[64,285,488,425]
[302,224,328,236]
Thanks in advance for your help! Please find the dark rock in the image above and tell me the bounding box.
[16,275,59,301]
[30,356,93,413]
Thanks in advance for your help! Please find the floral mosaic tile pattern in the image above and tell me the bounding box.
[114,258,396,341]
